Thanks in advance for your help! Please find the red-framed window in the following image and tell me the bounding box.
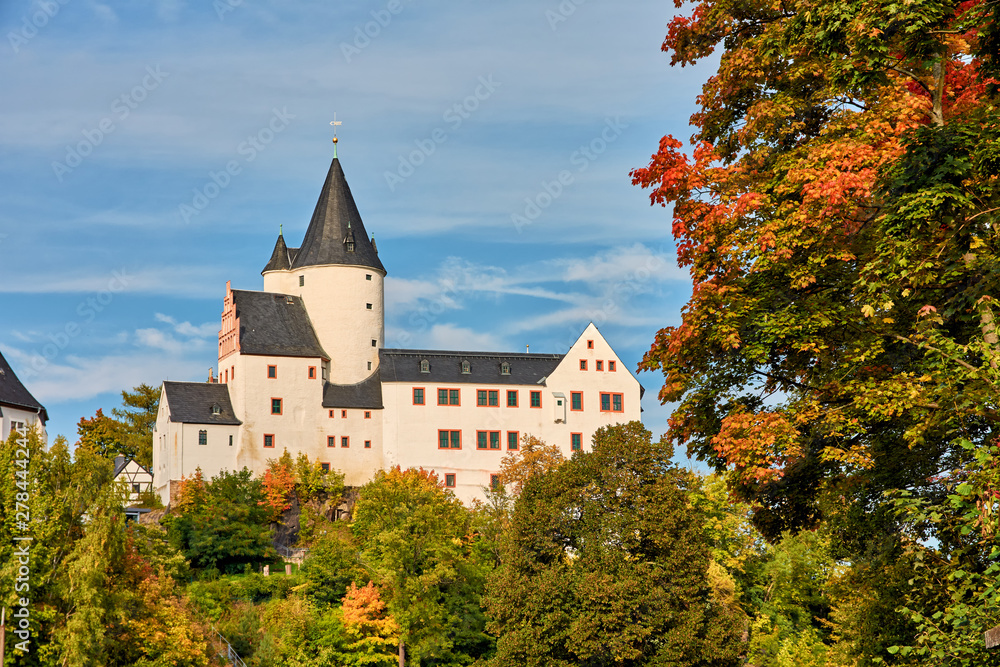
[438,430,462,449]
[224,369,228,383]
[327,436,336,448]
[600,393,624,412]
[271,398,283,415]
[587,339,594,349]
[341,436,350,448]
[413,387,425,405]
[571,433,583,451]
[571,391,583,411]
[438,388,460,406]
[530,391,541,408]
[308,366,317,379]
[445,473,456,488]
[579,359,588,370]
[231,365,235,380]
[477,390,499,407]
[609,360,616,371]
[364,440,371,449]
[321,463,330,472]
[267,365,277,378]
[476,431,501,450]
[490,474,501,490]
[596,360,604,371]
[264,434,274,448]
[507,431,519,450]
[364,411,371,419]
[506,390,518,407]
[342,410,347,418]
[329,409,335,418]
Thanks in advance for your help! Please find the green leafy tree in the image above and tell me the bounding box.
[112,383,159,468]
[301,523,366,607]
[484,422,746,667]
[165,468,278,574]
[352,467,491,666]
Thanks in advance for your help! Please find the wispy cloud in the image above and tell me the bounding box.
[154,312,218,338]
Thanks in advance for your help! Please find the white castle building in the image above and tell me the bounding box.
[153,152,642,504]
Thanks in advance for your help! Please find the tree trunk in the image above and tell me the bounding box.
[398,638,405,667]
[931,55,946,127]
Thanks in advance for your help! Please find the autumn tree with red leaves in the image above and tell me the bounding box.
[636,0,1000,661]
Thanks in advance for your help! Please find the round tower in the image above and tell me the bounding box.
[262,155,386,386]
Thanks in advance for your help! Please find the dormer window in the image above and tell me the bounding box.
[500,362,511,375]
[211,404,221,416]
[346,241,355,252]
[461,360,471,374]
[420,359,430,373]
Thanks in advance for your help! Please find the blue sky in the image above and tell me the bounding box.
[0,0,713,455]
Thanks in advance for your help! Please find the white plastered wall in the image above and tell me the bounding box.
[263,264,385,385]
[0,405,46,443]
[382,324,642,504]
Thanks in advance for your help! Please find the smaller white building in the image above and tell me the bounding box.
[153,381,242,504]
[113,455,155,504]
[0,349,47,442]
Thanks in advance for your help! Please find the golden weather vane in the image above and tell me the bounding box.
[329,114,342,157]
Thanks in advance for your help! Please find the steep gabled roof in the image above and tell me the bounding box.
[291,157,385,273]
[162,381,241,425]
[0,348,47,423]
[113,455,152,478]
[379,349,564,386]
[232,290,329,358]
[323,372,384,409]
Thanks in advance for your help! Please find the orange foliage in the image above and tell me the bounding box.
[342,582,399,638]
[259,451,296,521]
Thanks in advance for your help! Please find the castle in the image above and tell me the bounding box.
[152,151,642,504]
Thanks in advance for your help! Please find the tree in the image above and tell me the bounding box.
[112,383,159,468]
[484,422,746,667]
[497,434,565,496]
[165,468,277,574]
[633,0,1000,660]
[352,467,491,666]
[75,384,159,467]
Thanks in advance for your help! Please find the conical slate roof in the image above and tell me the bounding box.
[291,157,385,273]
[262,233,291,274]
[0,348,47,423]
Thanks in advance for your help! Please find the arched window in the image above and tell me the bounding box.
[500,362,511,375]
[461,360,471,374]
[420,359,430,373]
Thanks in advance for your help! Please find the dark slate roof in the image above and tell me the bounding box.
[113,455,152,477]
[380,349,564,386]
[323,372,384,409]
[162,381,242,425]
[262,233,292,273]
[233,290,329,359]
[291,157,385,273]
[0,349,47,422]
